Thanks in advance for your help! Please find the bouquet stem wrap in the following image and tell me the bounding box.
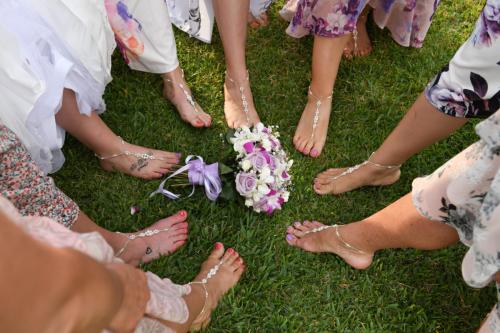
[150,156,221,201]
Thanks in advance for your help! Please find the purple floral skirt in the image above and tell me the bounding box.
[425,0,500,118]
[280,0,440,47]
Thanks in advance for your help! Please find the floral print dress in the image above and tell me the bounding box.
[412,110,500,332]
[280,0,439,47]
[425,0,500,118]
[0,123,79,229]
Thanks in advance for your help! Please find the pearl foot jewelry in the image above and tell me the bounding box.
[115,227,171,258]
[304,224,367,254]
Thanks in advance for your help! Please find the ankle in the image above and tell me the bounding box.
[225,69,249,85]
[309,83,333,99]
[162,66,183,82]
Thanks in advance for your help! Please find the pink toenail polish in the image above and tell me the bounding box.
[286,234,293,240]
[232,251,238,256]
[179,211,186,217]
[215,242,222,250]
[311,149,318,157]
[227,248,234,254]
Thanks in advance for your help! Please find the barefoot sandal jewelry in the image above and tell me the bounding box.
[226,71,251,126]
[308,87,332,141]
[95,138,166,171]
[187,258,225,319]
[304,224,367,254]
[114,227,171,258]
[328,152,401,182]
[164,69,201,116]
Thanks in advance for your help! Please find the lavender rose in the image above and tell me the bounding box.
[235,172,257,197]
[246,151,268,171]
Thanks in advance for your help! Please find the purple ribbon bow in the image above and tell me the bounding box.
[150,155,222,201]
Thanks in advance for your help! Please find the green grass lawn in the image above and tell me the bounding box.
[55,1,496,332]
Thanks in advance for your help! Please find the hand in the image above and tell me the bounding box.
[106,263,150,333]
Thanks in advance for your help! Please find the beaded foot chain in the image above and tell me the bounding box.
[164,69,201,116]
[304,224,367,254]
[187,259,225,319]
[328,152,401,182]
[307,87,332,141]
[95,138,165,170]
[115,227,171,258]
[226,71,251,126]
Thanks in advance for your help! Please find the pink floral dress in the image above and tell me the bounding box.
[0,123,79,228]
[412,110,500,332]
[280,0,439,47]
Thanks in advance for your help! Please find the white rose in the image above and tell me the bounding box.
[241,159,252,171]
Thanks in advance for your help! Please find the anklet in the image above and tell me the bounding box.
[304,224,367,254]
[308,87,332,140]
[114,227,171,258]
[164,69,200,115]
[328,152,401,182]
[226,71,251,125]
[187,259,224,319]
[95,138,165,162]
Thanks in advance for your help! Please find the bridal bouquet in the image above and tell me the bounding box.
[151,123,293,215]
[231,123,293,214]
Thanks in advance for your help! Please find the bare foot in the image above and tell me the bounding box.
[224,72,260,129]
[293,89,332,158]
[248,11,269,29]
[163,67,212,128]
[190,243,245,331]
[313,162,400,195]
[117,210,189,266]
[98,138,180,180]
[286,221,373,270]
[343,10,372,59]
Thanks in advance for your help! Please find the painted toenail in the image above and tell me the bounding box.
[311,149,318,157]
[179,211,186,217]
[215,242,223,250]
[176,152,182,158]
[294,222,301,227]
[286,234,293,241]
[232,251,238,256]
[227,248,234,254]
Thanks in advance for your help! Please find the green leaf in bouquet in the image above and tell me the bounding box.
[219,162,233,175]
[219,179,236,201]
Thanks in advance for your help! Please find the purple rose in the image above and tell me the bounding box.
[246,151,268,171]
[235,172,257,196]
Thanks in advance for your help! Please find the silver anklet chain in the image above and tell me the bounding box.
[164,69,200,114]
[304,224,367,254]
[95,137,165,161]
[308,87,332,140]
[226,71,251,125]
[329,152,401,182]
[114,227,171,258]
[187,259,225,319]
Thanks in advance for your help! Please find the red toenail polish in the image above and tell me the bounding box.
[215,242,222,250]
[232,251,238,256]
[179,211,186,217]
[227,248,234,254]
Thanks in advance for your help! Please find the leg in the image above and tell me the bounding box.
[55,89,181,180]
[286,193,459,269]
[155,243,245,332]
[343,7,373,59]
[314,93,468,194]
[213,0,260,128]
[107,0,212,128]
[71,210,188,267]
[294,34,350,157]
